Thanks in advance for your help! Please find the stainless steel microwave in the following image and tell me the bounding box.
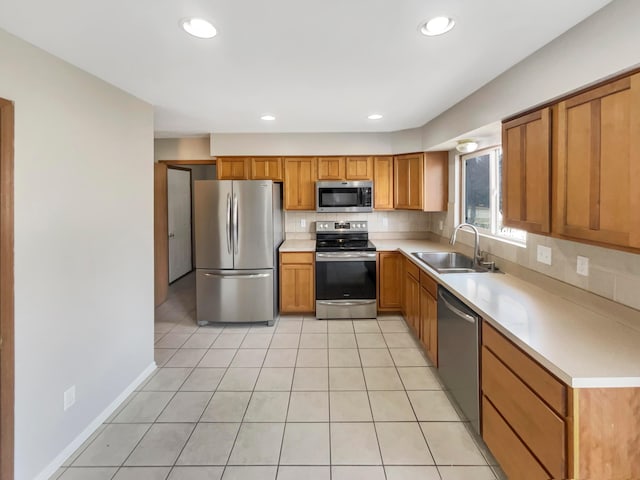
[316,181,373,213]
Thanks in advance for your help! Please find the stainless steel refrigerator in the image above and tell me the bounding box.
[194,180,283,326]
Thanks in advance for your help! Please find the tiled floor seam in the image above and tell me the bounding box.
[219,329,267,477]
[356,340,389,480]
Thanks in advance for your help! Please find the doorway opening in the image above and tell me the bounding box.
[167,166,193,283]
[154,160,216,306]
[0,97,15,480]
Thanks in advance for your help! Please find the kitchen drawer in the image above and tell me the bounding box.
[280,252,314,264]
[405,258,420,280]
[482,396,551,480]
[482,347,566,479]
[482,322,566,416]
[419,270,437,298]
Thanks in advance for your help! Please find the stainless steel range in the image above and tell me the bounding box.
[315,220,377,319]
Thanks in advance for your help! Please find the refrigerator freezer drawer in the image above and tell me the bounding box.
[196,269,274,325]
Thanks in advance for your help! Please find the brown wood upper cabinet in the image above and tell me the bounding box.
[373,156,394,210]
[249,157,283,181]
[217,157,248,179]
[317,156,374,181]
[555,73,640,249]
[345,156,373,180]
[317,156,345,180]
[394,152,448,211]
[284,157,316,210]
[502,108,551,234]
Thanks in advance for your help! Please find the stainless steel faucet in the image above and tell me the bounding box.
[450,223,482,266]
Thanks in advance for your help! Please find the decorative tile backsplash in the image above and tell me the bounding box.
[284,211,430,238]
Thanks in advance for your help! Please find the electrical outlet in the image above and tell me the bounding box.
[536,245,552,265]
[64,386,76,411]
[300,218,306,228]
[382,217,388,228]
[438,220,444,230]
[577,256,589,276]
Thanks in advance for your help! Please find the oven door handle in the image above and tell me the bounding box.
[317,300,377,306]
[316,252,376,261]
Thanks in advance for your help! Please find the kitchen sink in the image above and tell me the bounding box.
[412,252,489,273]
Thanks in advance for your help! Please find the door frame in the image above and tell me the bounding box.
[167,165,193,284]
[0,98,15,480]
[159,159,215,166]
[154,163,169,306]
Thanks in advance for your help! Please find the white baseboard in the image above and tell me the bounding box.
[34,362,157,480]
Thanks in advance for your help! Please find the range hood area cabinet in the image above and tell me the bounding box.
[502,70,640,252]
[316,156,373,181]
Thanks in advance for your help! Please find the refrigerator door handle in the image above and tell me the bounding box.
[233,193,239,255]
[226,193,232,254]
[203,272,271,279]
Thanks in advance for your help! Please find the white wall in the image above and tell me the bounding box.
[154,136,214,161]
[0,28,155,479]
[210,132,394,156]
[420,0,640,149]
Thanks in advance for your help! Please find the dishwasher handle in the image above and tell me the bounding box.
[438,290,477,324]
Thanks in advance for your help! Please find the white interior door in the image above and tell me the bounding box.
[168,168,192,282]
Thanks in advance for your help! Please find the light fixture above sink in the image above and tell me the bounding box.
[456,139,479,154]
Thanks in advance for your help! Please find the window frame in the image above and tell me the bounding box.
[460,145,526,246]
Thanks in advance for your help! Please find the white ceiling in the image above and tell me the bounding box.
[0,0,613,136]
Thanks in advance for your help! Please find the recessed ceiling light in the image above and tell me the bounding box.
[368,114,383,120]
[181,18,217,39]
[261,115,276,121]
[419,16,455,36]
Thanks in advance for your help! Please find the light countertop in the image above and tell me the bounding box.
[372,239,640,389]
[279,240,316,252]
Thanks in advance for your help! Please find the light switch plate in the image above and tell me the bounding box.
[300,218,306,228]
[577,256,589,276]
[537,245,552,265]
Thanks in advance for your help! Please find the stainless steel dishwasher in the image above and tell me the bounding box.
[437,286,481,433]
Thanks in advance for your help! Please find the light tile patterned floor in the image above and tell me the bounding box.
[52,273,505,480]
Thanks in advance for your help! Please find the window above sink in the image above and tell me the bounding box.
[461,146,526,245]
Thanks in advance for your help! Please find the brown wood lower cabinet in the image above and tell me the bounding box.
[419,271,437,366]
[377,252,403,311]
[482,322,640,480]
[391,255,438,366]
[404,258,420,336]
[279,252,315,313]
[482,397,551,480]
